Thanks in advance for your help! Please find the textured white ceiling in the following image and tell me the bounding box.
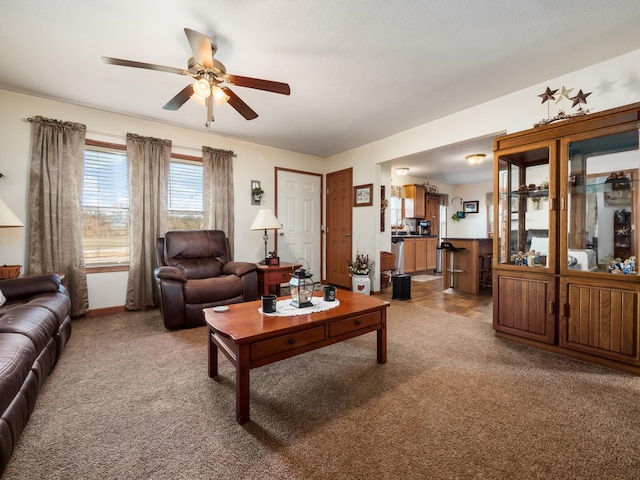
[2,0,640,184]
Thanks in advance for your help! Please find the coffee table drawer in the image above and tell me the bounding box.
[329,312,381,337]
[251,326,326,361]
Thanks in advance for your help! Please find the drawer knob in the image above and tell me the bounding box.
[355,320,362,325]
[289,338,296,345]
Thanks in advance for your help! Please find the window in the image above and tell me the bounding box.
[167,160,203,230]
[82,143,205,268]
[82,145,129,267]
[390,196,402,228]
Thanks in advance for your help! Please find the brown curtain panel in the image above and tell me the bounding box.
[125,133,170,310]
[28,116,89,316]
[202,147,235,258]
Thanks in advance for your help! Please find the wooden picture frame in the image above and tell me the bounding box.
[463,200,479,214]
[353,183,373,207]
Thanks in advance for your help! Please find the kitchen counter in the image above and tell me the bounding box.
[391,233,439,238]
[441,238,493,294]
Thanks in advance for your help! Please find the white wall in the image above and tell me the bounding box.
[445,181,493,239]
[0,89,322,309]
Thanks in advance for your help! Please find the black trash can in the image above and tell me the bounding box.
[391,274,411,300]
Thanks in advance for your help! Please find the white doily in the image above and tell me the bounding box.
[259,297,341,316]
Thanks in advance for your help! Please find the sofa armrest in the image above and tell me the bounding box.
[0,274,62,302]
[223,261,257,277]
[154,266,188,283]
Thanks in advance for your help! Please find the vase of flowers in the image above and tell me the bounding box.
[348,253,374,295]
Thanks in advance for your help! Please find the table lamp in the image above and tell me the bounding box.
[250,208,282,264]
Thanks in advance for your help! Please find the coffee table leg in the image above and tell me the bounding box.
[236,345,251,424]
[208,332,218,378]
[377,312,387,364]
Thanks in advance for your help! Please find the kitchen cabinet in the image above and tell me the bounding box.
[404,184,425,218]
[493,101,640,374]
[402,237,427,273]
[403,239,416,273]
[425,194,441,235]
[415,238,427,271]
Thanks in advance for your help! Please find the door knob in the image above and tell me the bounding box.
[279,232,285,236]
[345,233,350,237]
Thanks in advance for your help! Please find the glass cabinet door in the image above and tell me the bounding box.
[563,128,639,275]
[495,143,556,271]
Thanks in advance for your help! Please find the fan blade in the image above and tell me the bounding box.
[102,57,188,76]
[184,28,214,69]
[163,84,194,110]
[223,87,258,120]
[226,75,290,95]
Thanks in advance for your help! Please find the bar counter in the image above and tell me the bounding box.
[441,238,493,294]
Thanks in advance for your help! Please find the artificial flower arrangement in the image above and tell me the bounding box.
[347,253,374,276]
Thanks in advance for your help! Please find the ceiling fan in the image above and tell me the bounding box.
[102,27,291,127]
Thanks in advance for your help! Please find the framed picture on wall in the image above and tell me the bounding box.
[353,184,373,207]
[463,200,479,213]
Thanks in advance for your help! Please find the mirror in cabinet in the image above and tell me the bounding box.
[496,144,555,271]
[564,129,638,275]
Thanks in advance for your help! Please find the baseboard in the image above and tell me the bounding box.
[85,305,126,317]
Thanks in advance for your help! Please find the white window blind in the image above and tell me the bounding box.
[168,160,203,230]
[82,147,129,266]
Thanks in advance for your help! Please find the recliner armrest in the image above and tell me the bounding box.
[154,266,188,283]
[222,261,257,277]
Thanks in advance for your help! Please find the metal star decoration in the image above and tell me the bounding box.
[570,89,592,107]
[538,87,558,104]
[555,85,573,104]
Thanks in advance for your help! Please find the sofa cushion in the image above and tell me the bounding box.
[183,276,243,304]
[0,305,59,354]
[0,333,37,415]
[23,292,71,326]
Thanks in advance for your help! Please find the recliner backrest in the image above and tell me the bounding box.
[163,230,231,279]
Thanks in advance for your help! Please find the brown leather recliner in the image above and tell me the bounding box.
[154,230,258,329]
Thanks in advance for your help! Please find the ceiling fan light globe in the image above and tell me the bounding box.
[194,78,211,98]
[212,86,230,105]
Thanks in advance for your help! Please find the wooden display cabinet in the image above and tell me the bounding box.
[493,101,640,374]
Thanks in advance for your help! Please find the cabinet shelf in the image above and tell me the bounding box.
[572,179,637,194]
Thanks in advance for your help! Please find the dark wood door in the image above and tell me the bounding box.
[326,168,352,288]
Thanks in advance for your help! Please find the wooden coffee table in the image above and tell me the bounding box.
[204,290,389,424]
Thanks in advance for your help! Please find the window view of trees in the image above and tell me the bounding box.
[82,144,204,268]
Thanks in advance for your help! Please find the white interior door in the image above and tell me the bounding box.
[276,169,322,277]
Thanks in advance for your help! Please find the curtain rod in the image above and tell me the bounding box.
[26,117,235,156]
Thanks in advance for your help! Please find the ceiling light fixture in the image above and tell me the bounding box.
[395,167,410,176]
[466,154,486,165]
[193,78,211,99]
[212,85,230,105]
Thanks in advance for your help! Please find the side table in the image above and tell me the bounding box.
[255,262,301,296]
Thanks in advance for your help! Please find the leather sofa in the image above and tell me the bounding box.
[154,230,258,329]
[0,274,71,475]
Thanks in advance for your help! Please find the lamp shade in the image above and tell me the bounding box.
[250,209,281,231]
[0,198,24,227]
